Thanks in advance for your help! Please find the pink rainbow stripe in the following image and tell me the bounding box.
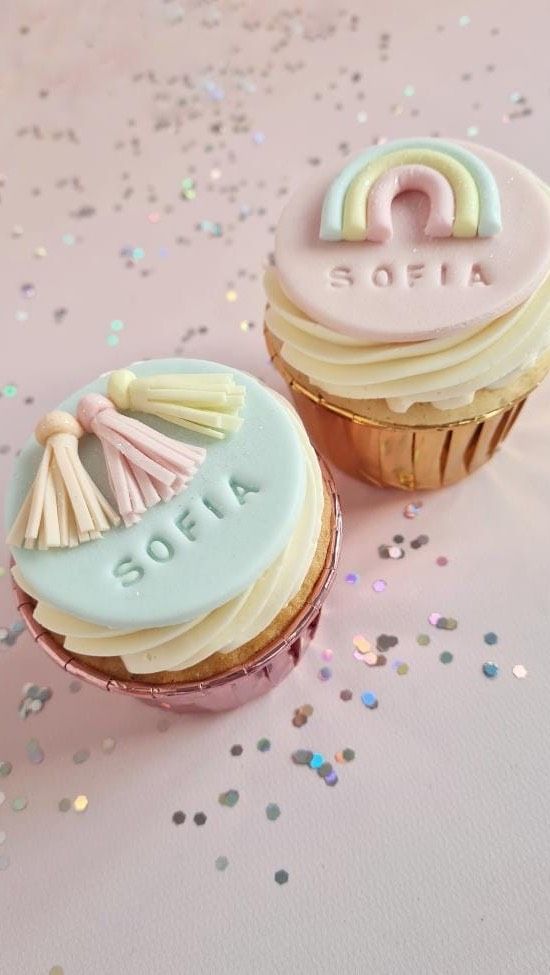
[366,164,455,242]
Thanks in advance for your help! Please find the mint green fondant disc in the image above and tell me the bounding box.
[6,359,306,629]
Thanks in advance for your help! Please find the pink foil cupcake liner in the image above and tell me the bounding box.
[12,458,342,713]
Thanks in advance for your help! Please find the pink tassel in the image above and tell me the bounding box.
[76,394,206,527]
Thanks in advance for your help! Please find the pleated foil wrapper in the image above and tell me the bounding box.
[265,327,537,491]
[12,458,342,714]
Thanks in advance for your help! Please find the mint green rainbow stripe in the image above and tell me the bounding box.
[320,138,502,241]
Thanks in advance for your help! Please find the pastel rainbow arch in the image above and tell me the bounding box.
[319,138,502,243]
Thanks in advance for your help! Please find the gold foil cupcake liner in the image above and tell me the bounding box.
[266,331,535,490]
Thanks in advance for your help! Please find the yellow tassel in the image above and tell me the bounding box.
[107,370,246,440]
[7,411,120,550]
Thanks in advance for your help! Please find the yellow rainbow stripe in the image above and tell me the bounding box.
[342,148,479,241]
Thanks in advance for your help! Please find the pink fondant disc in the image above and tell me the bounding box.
[275,142,550,342]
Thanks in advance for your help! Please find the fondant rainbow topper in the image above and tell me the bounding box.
[319,138,502,243]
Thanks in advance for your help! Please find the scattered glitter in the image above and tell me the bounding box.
[21,283,36,298]
[363,651,379,667]
[324,771,338,786]
[62,233,75,245]
[361,691,378,710]
[226,289,238,302]
[482,662,499,679]
[484,632,498,645]
[11,796,28,812]
[512,665,528,679]
[230,744,243,756]
[132,246,144,262]
[0,855,10,871]
[322,648,333,661]
[18,682,53,719]
[110,318,124,332]
[342,748,355,762]
[372,579,387,593]
[101,737,116,754]
[107,334,119,347]
[396,663,409,676]
[194,812,207,826]
[459,14,471,26]
[309,753,324,769]
[377,634,398,652]
[252,131,266,145]
[257,738,271,752]
[73,748,91,765]
[340,689,353,702]
[181,177,196,200]
[266,803,281,821]
[172,810,186,825]
[318,666,332,681]
[274,869,289,885]
[467,125,479,138]
[26,738,45,764]
[437,617,458,631]
[428,613,442,626]
[300,705,313,716]
[404,501,422,519]
[49,968,64,975]
[436,557,448,567]
[148,212,160,224]
[2,384,17,398]
[218,789,239,808]
[345,572,359,584]
[69,681,82,694]
[239,319,252,332]
[12,224,23,237]
[199,220,223,237]
[410,534,429,549]
[73,795,89,813]
[34,245,47,258]
[58,798,71,813]
[292,712,307,728]
[215,856,229,872]
[353,635,371,655]
[440,651,454,664]
[292,749,313,765]
[403,84,415,97]
[0,761,12,778]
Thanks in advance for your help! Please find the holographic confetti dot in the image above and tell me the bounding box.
[440,651,454,665]
[0,855,10,871]
[107,334,119,347]
[239,319,253,332]
[403,84,415,97]
[34,245,47,258]
[345,572,359,584]
[26,738,45,764]
[342,748,355,762]
[101,737,116,754]
[404,501,422,519]
[21,283,36,298]
[317,762,333,779]
[459,14,471,26]
[230,744,243,756]
[363,651,379,667]
[377,634,398,652]
[2,384,17,398]
[361,691,378,710]
[322,648,333,661]
[372,579,387,593]
[226,289,237,302]
[292,749,313,766]
[292,712,307,728]
[437,617,458,631]
[266,803,281,821]
[193,812,207,826]
[396,663,409,676]
[318,666,332,682]
[482,662,499,679]
[309,753,324,769]
[73,747,90,765]
[410,534,429,549]
[172,810,186,825]
[274,869,289,885]
[467,125,479,137]
[257,737,271,752]
[512,665,528,679]
[11,796,28,812]
[218,790,239,808]
[428,613,442,626]
[0,761,12,778]
[73,795,88,813]
[300,705,313,716]
[484,632,498,645]
[58,798,71,813]
[110,318,124,332]
[340,689,353,702]
[436,557,448,567]
[215,856,229,872]
[62,233,75,245]
[353,635,371,655]
[49,968,64,975]
[325,771,338,786]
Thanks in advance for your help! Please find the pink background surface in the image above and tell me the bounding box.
[2,3,550,973]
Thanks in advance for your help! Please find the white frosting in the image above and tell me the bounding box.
[15,400,325,675]
[265,268,550,413]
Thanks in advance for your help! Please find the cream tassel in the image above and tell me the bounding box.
[107,369,246,440]
[7,411,120,550]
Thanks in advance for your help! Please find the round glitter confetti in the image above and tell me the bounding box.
[317,762,333,779]
[193,812,207,826]
[512,665,528,679]
[215,856,229,872]
[428,612,442,626]
[0,855,10,871]
[318,666,332,681]
[266,803,281,821]
[0,761,12,778]
[436,557,448,567]
[110,318,124,332]
[322,648,333,661]
[11,796,28,812]
[353,635,371,654]
[309,753,324,769]
[257,737,271,752]
[21,283,35,298]
[345,572,359,584]
[172,810,186,825]
[324,771,339,786]
[364,651,379,667]
[274,869,289,885]
[340,689,353,702]
[49,968,64,975]
[440,651,454,664]
[73,748,90,765]
[225,289,237,302]
[101,737,116,754]
[73,795,88,813]
[417,634,430,646]
[482,662,499,679]
[342,748,355,762]
[219,789,239,807]
[484,632,498,645]
[3,384,17,398]
[396,663,409,676]
[230,744,243,756]
[292,749,313,765]
[26,738,45,764]
[300,705,314,717]
[58,798,72,813]
[372,579,387,593]
[438,617,458,631]
[377,634,398,652]
[404,501,422,518]
[334,751,345,764]
[292,713,307,728]
[361,691,378,709]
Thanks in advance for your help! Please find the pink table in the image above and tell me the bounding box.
[2,3,549,972]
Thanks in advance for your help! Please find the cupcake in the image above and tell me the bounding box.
[264,137,550,489]
[6,359,341,712]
